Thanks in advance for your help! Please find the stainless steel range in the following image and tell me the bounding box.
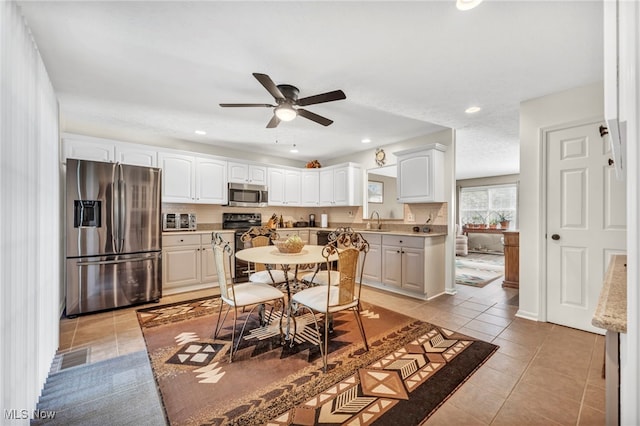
[222,212,262,282]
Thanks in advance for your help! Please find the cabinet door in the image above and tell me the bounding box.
[163,246,201,289]
[332,166,349,205]
[63,139,115,163]
[248,165,267,185]
[115,144,157,167]
[196,157,227,204]
[319,169,334,206]
[284,169,301,205]
[297,230,310,244]
[300,170,320,206]
[381,246,402,288]
[268,168,286,205]
[158,152,195,203]
[362,244,382,282]
[402,248,425,292]
[228,161,249,183]
[201,245,218,284]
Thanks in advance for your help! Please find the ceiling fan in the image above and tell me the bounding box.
[220,73,346,128]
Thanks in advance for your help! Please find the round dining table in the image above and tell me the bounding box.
[235,244,338,342]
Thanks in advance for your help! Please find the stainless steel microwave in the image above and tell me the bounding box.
[163,213,196,231]
[228,183,268,207]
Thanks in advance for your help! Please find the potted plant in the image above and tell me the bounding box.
[488,218,498,229]
[471,214,486,229]
[497,211,512,229]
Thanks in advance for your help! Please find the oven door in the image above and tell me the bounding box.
[228,183,268,207]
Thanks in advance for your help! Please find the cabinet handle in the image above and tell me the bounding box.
[179,239,184,242]
[399,240,403,243]
[396,250,400,254]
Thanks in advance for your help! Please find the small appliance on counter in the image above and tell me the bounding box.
[163,213,197,231]
[308,214,316,227]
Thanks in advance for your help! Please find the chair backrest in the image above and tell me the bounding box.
[240,226,279,272]
[323,231,369,306]
[212,232,234,303]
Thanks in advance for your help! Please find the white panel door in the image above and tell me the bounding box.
[546,122,626,333]
[381,246,402,288]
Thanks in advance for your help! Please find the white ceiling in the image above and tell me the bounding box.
[17,0,603,179]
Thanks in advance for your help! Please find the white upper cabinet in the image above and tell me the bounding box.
[62,134,157,166]
[268,167,301,206]
[158,151,227,204]
[300,170,320,206]
[394,144,446,203]
[228,161,267,185]
[115,144,157,167]
[318,163,362,206]
[196,157,227,204]
[62,135,115,163]
[158,152,196,203]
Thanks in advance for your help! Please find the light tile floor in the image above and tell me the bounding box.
[58,269,605,425]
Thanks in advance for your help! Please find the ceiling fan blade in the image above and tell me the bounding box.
[219,103,273,108]
[297,90,346,107]
[297,108,333,126]
[266,115,280,128]
[253,73,285,100]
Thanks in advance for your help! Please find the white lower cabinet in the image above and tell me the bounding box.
[162,232,233,295]
[361,234,382,282]
[381,235,425,292]
[360,233,445,299]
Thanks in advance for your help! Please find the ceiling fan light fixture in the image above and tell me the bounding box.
[456,0,483,11]
[275,104,297,121]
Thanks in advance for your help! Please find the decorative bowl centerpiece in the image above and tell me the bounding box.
[275,235,304,254]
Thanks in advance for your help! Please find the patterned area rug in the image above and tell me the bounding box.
[455,258,505,287]
[137,296,497,425]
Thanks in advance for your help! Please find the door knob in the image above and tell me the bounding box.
[551,234,560,240]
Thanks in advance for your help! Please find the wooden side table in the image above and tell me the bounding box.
[502,231,519,288]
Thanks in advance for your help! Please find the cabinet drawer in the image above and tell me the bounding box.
[362,233,382,245]
[382,235,423,249]
[163,234,202,247]
[278,230,299,240]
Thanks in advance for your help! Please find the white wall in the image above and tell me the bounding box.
[616,1,640,423]
[1,2,61,422]
[519,82,604,321]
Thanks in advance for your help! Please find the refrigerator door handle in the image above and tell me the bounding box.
[118,164,126,253]
[111,178,119,253]
[76,256,155,266]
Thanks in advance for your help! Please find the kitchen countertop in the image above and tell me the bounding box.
[162,228,446,238]
[592,254,627,333]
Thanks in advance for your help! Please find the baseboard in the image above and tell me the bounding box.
[515,309,539,322]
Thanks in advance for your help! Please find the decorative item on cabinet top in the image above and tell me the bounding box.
[305,159,321,168]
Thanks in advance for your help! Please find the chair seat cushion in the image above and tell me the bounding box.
[300,270,340,286]
[223,282,284,307]
[249,270,295,284]
[292,285,358,313]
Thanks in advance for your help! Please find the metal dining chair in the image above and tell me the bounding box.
[291,230,369,372]
[211,232,286,362]
[300,227,354,286]
[240,226,296,286]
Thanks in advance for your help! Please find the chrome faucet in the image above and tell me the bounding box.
[369,210,381,230]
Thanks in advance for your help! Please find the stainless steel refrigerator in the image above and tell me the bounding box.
[65,159,162,316]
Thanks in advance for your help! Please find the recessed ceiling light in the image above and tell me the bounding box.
[465,106,481,114]
[361,138,371,144]
[290,148,298,153]
[456,0,483,11]
[194,130,207,135]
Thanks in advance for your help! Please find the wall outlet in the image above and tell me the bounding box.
[407,213,415,222]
